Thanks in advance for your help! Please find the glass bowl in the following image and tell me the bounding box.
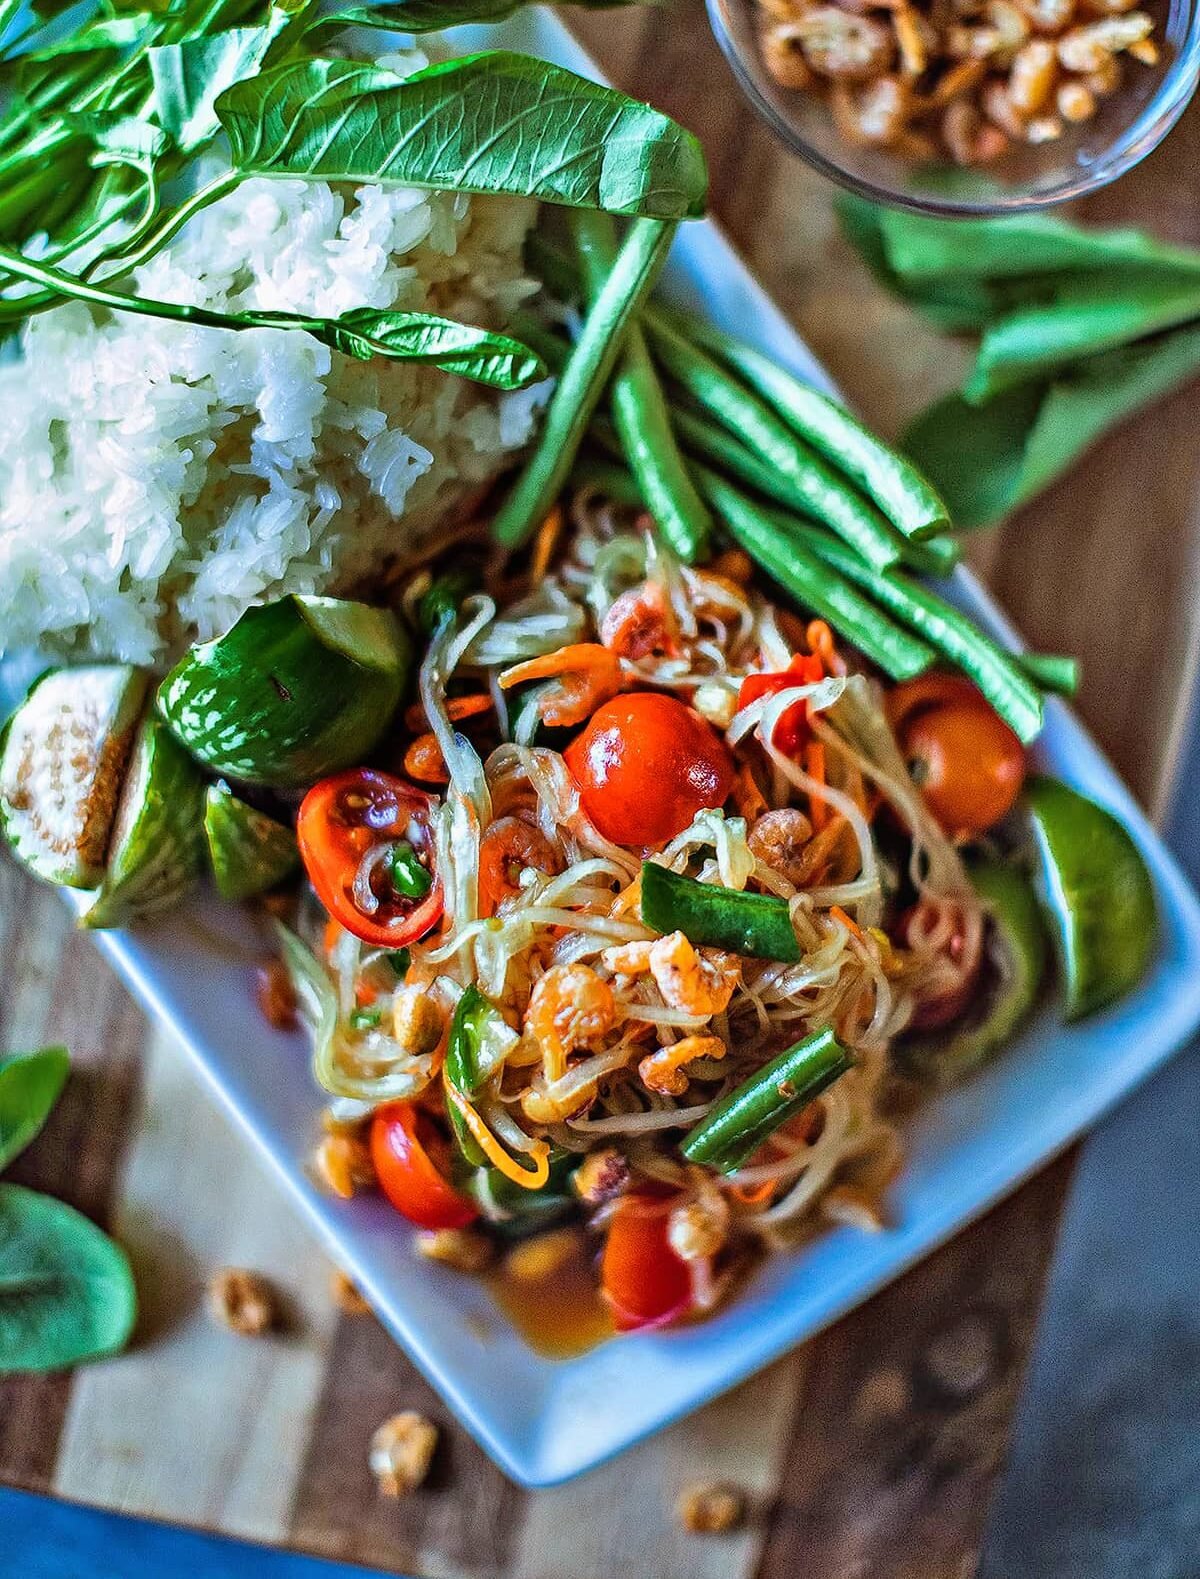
[707,0,1200,214]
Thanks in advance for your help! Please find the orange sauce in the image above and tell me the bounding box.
[486,1225,613,1358]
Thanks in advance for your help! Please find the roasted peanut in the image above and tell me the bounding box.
[1008,38,1058,113]
[790,7,896,79]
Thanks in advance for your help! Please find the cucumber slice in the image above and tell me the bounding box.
[204,781,299,902]
[85,718,206,929]
[1026,776,1157,1020]
[157,595,411,788]
[0,666,147,889]
[903,859,1047,1083]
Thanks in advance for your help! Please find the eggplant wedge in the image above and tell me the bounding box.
[85,717,207,929]
[0,666,147,889]
[157,595,411,788]
[204,781,299,901]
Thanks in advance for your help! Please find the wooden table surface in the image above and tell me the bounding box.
[4,7,1199,1575]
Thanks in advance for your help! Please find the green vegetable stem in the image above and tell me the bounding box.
[680,1027,850,1174]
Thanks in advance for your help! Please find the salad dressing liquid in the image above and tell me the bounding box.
[486,1227,613,1359]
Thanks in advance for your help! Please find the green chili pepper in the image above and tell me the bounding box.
[901,859,1047,1083]
[389,840,431,900]
[1026,776,1157,1020]
[445,985,515,1167]
[350,1005,383,1031]
[680,1026,850,1173]
[387,948,411,978]
[640,860,801,963]
[492,217,678,550]
[417,568,476,636]
[692,465,935,682]
[571,209,712,564]
[469,1151,580,1241]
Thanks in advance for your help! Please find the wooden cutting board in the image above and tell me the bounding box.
[3,6,1198,1574]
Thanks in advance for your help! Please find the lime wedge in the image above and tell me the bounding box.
[1026,776,1157,1021]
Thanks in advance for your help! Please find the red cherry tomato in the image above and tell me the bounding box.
[600,1189,697,1332]
[737,652,824,756]
[564,693,734,847]
[370,1102,478,1231]
[297,769,443,948]
[889,676,1026,836]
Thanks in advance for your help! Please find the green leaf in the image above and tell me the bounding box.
[0,1183,136,1372]
[217,51,708,220]
[904,322,1200,528]
[307,0,649,33]
[0,1047,69,1173]
[65,110,168,167]
[318,307,546,386]
[149,20,291,153]
[20,13,164,61]
[964,275,1200,402]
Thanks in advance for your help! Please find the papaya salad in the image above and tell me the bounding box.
[0,22,1157,1336]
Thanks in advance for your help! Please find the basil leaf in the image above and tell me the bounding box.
[318,307,546,387]
[149,20,291,152]
[904,322,1200,528]
[308,0,648,33]
[0,1183,136,1372]
[0,1047,68,1173]
[218,51,707,220]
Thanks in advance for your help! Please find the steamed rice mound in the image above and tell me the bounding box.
[0,170,548,665]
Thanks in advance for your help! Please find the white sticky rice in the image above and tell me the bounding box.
[0,77,551,665]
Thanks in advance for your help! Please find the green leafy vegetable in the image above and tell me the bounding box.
[218,52,707,220]
[311,0,650,29]
[149,22,291,152]
[0,1048,69,1173]
[0,1184,137,1373]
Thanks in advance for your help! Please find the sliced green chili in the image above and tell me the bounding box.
[445,984,506,1167]
[493,217,677,549]
[680,1026,851,1173]
[389,841,431,900]
[786,522,1045,743]
[646,313,906,574]
[657,305,951,542]
[641,860,801,963]
[387,948,411,977]
[692,465,935,681]
[417,568,476,636]
[571,209,712,564]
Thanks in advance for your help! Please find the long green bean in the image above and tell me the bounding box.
[571,210,712,563]
[493,217,677,549]
[646,313,907,574]
[692,464,935,680]
[782,519,1044,742]
[658,305,951,542]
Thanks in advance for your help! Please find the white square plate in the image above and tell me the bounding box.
[64,7,1200,1487]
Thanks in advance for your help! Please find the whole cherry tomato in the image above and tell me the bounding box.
[370,1102,478,1231]
[889,676,1025,836]
[600,1189,697,1332]
[564,693,734,847]
[297,768,442,948]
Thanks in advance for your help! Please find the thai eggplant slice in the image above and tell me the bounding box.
[157,595,412,789]
[0,665,148,889]
[901,859,1047,1083]
[85,717,207,929]
[203,782,299,902]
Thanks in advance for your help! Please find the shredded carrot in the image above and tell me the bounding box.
[805,740,828,831]
[443,1080,551,1190]
[806,618,846,678]
[829,904,864,942]
[404,692,493,732]
[497,642,618,690]
[355,980,379,1008]
[731,761,769,822]
[323,917,342,958]
[730,1177,780,1207]
[530,503,564,585]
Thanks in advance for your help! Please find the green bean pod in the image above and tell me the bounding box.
[680,1026,851,1174]
[787,523,1044,742]
[659,306,951,542]
[492,217,677,550]
[692,465,935,681]
[640,860,801,963]
[571,209,713,564]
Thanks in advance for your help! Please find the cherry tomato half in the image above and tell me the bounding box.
[564,693,734,847]
[370,1102,478,1231]
[600,1189,697,1332]
[737,652,824,756]
[297,769,443,948]
[889,677,1025,836]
